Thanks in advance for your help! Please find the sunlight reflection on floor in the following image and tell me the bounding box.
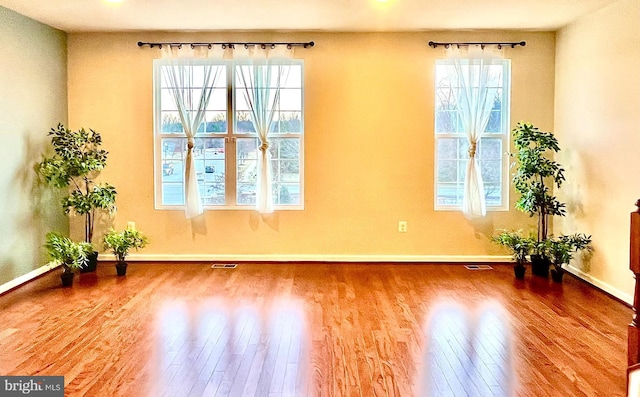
[150,298,308,397]
[421,301,515,397]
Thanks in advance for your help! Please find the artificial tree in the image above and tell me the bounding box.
[511,122,567,276]
[38,124,117,271]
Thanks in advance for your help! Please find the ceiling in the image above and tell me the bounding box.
[0,0,620,32]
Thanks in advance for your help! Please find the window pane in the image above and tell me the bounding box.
[161,90,178,111]
[237,138,257,205]
[162,136,183,156]
[207,88,227,111]
[283,65,302,88]
[484,183,502,206]
[236,112,255,133]
[437,160,458,183]
[161,112,184,133]
[275,183,300,205]
[155,60,303,209]
[279,89,302,111]
[203,112,227,133]
[436,184,464,206]
[235,91,251,111]
[271,112,302,133]
[162,183,183,206]
[434,59,509,210]
[237,184,256,205]
[437,138,458,160]
[480,160,502,183]
[485,110,502,133]
[278,138,300,160]
[202,136,226,206]
[479,138,502,160]
[435,110,457,134]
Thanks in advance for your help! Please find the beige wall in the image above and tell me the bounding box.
[0,6,68,285]
[67,31,554,260]
[555,0,640,301]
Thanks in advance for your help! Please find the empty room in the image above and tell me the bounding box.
[1,0,639,396]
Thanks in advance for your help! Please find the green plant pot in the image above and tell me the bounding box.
[115,261,128,277]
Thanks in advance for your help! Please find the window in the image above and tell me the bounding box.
[434,58,510,210]
[154,59,304,210]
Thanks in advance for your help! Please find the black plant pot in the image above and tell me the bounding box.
[550,267,565,283]
[115,261,128,277]
[61,271,75,287]
[80,251,99,273]
[531,254,550,278]
[514,263,526,280]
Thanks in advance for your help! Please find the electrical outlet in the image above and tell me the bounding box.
[127,221,136,230]
[398,221,407,233]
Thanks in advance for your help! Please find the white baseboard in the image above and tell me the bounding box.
[0,262,60,295]
[100,253,514,263]
[5,256,626,306]
[566,265,633,305]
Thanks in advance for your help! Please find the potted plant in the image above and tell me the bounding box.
[546,233,592,283]
[38,123,117,272]
[44,232,94,287]
[511,122,567,277]
[103,226,148,276]
[492,229,534,279]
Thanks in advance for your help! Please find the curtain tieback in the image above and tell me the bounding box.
[259,141,269,153]
[187,138,195,150]
[468,141,477,158]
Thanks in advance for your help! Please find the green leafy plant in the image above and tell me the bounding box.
[511,122,566,247]
[38,123,117,243]
[546,233,593,271]
[44,232,94,273]
[103,226,149,262]
[492,229,534,264]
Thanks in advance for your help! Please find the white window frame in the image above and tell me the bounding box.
[153,59,304,211]
[434,58,511,212]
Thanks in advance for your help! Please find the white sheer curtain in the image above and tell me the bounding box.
[162,45,223,218]
[235,45,293,213]
[445,45,503,219]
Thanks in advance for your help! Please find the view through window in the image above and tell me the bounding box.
[154,60,304,210]
[434,59,510,210]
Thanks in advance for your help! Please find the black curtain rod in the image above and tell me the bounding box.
[428,41,526,49]
[138,41,315,49]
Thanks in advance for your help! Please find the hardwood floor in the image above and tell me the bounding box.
[0,263,631,396]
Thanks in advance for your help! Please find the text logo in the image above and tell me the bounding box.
[0,377,63,397]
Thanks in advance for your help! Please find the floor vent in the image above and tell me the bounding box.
[211,263,238,269]
[464,265,493,270]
